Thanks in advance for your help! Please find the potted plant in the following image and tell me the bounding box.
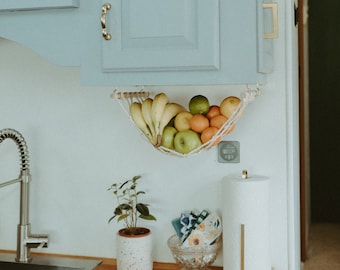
[108,175,156,270]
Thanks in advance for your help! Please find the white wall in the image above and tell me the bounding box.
[0,3,299,267]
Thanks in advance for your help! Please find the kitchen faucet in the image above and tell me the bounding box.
[0,128,49,263]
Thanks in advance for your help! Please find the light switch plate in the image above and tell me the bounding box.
[218,141,240,163]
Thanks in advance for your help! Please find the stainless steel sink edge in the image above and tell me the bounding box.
[0,252,102,270]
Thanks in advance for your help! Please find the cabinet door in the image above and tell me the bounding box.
[81,1,274,86]
[102,0,219,72]
[0,1,81,66]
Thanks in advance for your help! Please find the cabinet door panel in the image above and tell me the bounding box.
[80,1,271,85]
[102,0,219,72]
[257,0,275,73]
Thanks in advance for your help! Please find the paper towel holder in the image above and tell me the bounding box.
[241,224,245,270]
[242,170,248,179]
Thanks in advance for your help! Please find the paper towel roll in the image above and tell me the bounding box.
[222,175,271,270]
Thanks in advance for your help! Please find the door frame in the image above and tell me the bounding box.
[285,0,301,269]
[298,0,309,262]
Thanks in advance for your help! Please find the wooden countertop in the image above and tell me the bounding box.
[0,250,222,270]
[97,258,222,270]
[97,260,222,269]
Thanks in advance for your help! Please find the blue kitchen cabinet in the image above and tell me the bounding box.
[0,1,276,86]
[0,0,81,66]
[81,0,276,86]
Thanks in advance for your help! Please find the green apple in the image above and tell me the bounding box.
[161,126,178,149]
[174,130,202,154]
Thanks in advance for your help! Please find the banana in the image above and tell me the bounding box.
[130,102,157,145]
[151,93,169,136]
[158,102,185,141]
[141,98,157,140]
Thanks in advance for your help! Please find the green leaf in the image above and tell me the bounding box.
[108,183,117,190]
[136,203,150,216]
[119,203,132,211]
[139,214,157,221]
[118,214,129,222]
[114,207,122,215]
[132,175,141,181]
[108,215,117,223]
[119,180,129,189]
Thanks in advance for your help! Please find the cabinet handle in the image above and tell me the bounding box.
[101,3,111,40]
[263,3,278,39]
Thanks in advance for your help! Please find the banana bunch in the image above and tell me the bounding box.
[130,93,185,147]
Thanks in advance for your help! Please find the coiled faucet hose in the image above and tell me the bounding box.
[0,128,30,171]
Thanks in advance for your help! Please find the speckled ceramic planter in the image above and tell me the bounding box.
[116,227,153,270]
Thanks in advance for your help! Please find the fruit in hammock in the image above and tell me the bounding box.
[174,130,202,154]
[201,126,221,146]
[141,98,157,140]
[220,96,241,118]
[189,114,210,133]
[130,102,157,145]
[210,114,228,129]
[223,123,236,135]
[157,103,185,146]
[206,105,221,120]
[174,111,193,131]
[161,126,178,149]
[189,95,210,115]
[151,93,169,136]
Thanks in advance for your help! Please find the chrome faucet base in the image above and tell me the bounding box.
[16,224,49,263]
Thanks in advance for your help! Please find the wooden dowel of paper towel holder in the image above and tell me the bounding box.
[241,223,245,270]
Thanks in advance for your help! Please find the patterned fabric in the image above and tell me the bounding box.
[180,211,199,242]
[172,209,222,247]
[182,212,222,248]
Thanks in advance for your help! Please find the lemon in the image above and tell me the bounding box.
[189,95,210,115]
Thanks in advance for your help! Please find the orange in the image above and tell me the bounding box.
[223,123,236,135]
[201,127,221,146]
[189,114,209,133]
[220,96,241,118]
[210,114,228,129]
[206,105,221,120]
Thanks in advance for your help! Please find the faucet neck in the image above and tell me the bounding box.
[20,170,31,183]
[19,170,31,226]
[0,128,30,171]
